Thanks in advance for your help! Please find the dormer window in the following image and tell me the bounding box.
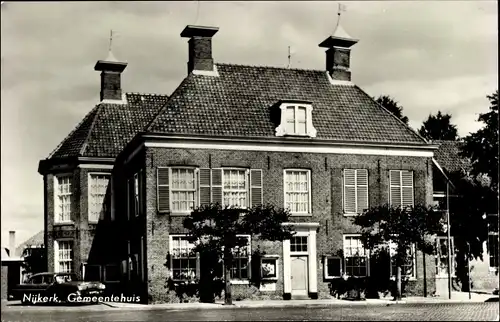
[276,102,316,137]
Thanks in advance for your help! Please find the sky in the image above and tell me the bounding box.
[0,1,498,248]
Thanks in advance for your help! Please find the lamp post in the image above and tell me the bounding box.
[467,241,471,300]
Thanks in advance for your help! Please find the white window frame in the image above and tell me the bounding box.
[222,168,249,209]
[260,255,279,281]
[324,255,343,279]
[290,235,309,256]
[284,169,312,215]
[87,172,110,223]
[54,174,73,223]
[275,102,317,137]
[389,170,414,207]
[343,169,369,216]
[169,234,198,281]
[164,167,199,214]
[54,239,73,273]
[487,214,499,272]
[388,242,417,280]
[134,172,140,217]
[228,234,252,284]
[343,234,369,278]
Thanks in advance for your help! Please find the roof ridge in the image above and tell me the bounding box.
[79,104,104,156]
[47,104,101,159]
[354,85,429,145]
[216,62,325,73]
[144,76,191,132]
[125,92,169,97]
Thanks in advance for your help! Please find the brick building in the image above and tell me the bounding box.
[432,140,499,293]
[39,23,442,303]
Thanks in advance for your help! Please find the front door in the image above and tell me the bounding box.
[291,256,308,296]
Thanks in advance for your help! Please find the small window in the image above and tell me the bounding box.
[290,236,308,253]
[276,103,317,137]
[324,256,342,279]
[261,256,279,280]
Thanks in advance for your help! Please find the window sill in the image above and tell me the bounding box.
[290,213,312,217]
[343,213,360,217]
[261,277,278,282]
[54,221,74,225]
[170,212,192,216]
[230,279,250,285]
[324,276,342,280]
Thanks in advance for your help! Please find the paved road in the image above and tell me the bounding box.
[1,303,499,321]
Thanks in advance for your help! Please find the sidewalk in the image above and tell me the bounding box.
[101,291,498,310]
[3,291,497,312]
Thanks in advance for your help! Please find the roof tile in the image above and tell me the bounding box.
[146,64,426,144]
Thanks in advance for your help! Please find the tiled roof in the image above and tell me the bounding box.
[16,230,44,255]
[146,64,426,144]
[48,93,169,159]
[432,140,471,174]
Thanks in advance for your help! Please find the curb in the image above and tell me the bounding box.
[101,297,498,310]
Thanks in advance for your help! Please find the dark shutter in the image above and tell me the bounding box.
[157,168,170,212]
[211,168,223,205]
[199,168,211,206]
[250,169,263,207]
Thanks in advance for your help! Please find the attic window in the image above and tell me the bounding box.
[275,102,316,137]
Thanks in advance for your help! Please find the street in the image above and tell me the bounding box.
[1,302,499,321]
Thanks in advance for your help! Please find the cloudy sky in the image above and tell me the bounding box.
[0,1,497,247]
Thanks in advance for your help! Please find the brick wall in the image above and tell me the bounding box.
[45,166,111,279]
[141,147,435,302]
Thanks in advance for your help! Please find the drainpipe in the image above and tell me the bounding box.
[446,182,452,299]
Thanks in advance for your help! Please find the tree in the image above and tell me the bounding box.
[460,90,499,193]
[183,204,295,305]
[21,246,46,277]
[418,111,459,141]
[375,95,409,124]
[353,204,444,300]
[446,170,497,291]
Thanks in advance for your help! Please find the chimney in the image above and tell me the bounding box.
[318,24,358,81]
[94,51,127,101]
[180,25,219,74]
[9,231,16,258]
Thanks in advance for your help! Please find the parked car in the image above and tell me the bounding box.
[11,272,105,304]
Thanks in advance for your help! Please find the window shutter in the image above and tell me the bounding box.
[199,168,211,206]
[250,169,263,207]
[157,168,170,212]
[356,169,368,213]
[401,171,414,207]
[211,168,223,205]
[344,169,356,213]
[389,170,402,206]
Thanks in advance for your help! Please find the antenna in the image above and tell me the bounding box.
[194,0,201,25]
[109,29,113,53]
[287,46,291,69]
[334,3,346,35]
